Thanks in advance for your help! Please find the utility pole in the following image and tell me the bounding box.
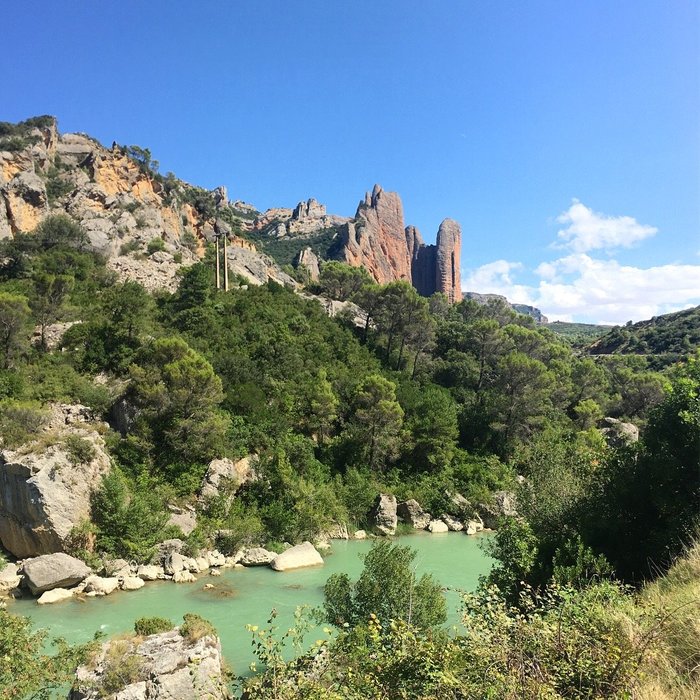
[215,233,221,290]
[223,234,229,291]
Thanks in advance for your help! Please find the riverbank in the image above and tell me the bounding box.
[9,531,492,676]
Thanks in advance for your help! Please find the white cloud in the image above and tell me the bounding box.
[463,254,700,324]
[555,199,657,253]
[462,200,699,324]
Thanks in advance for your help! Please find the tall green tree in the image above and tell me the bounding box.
[0,292,30,369]
[323,540,447,629]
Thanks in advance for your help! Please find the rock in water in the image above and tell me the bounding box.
[397,499,431,529]
[368,493,398,536]
[22,552,91,595]
[427,519,449,533]
[270,542,324,571]
[239,547,276,566]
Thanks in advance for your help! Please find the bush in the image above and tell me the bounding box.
[64,434,96,466]
[119,240,141,256]
[0,400,46,447]
[134,617,173,637]
[146,237,165,255]
[180,613,215,643]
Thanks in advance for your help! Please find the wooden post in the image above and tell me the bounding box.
[215,234,220,289]
[223,235,229,291]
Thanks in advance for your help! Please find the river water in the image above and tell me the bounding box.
[9,531,492,677]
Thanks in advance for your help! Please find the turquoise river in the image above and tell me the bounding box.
[9,531,492,678]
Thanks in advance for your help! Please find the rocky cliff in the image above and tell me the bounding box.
[335,185,462,301]
[0,404,111,558]
[0,116,293,289]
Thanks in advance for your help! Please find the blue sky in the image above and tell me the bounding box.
[4,1,699,323]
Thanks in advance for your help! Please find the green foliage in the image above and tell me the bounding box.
[589,305,700,368]
[180,613,216,642]
[91,467,170,561]
[0,399,46,447]
[323,540,447,630]
[119,239,141,255]
[0,291,30,369]
[146,237,166,255]
[315,261,373,300]
[0,609,95,700]
[134,617,173,637]
[64,434,96,466]
[95,638,145,697]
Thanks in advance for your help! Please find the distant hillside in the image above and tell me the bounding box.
[547,321,611,345]
[586,305,700,367]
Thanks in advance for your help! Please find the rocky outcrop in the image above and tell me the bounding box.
[440,513,464,532]
[477,490,517,529]
[397,499,431,529]
[22,552,91,595]
[0,562,21,594]
[71,626,229,700]
[294,247,321,281]
[270,541,324,572]
[434,219,462,303]
[0,116,293,291]
[599,417,639,448]
[199,455,255,502]
[335,185,462,302]
[0,403,111,558]
[292,198,326,221]
[368,493,398,536]
[338,185,412,285]
[464,293,549,324]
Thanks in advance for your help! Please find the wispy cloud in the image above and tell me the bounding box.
[463,201,700,324]
[554,199,657,253]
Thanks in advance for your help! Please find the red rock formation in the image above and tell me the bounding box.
[336,185,462,302]
[435,218,462,303]
[339,184,412,284]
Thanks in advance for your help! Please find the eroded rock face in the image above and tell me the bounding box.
[22,552,91,595]
[0,404,111,558]
[294,246,321,281]
[71,628,229,700]
[335,185,462,302]
[339,185,412,285]
[368,493,398,536]
[199,455,256,503]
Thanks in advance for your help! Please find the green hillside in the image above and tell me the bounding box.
[587,305,700,368]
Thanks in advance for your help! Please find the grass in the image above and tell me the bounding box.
[634,540,700,699]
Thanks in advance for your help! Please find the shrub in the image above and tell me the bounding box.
[119,240,141,256]
[146,237,165,255]
[97,638,144,696]
[0,400,46,447]
[64,434,96,466]
[134,617,173,637]
[180,613,215,643]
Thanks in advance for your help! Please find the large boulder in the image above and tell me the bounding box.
[599,417,639,448]
[199,455,256,502]
[368,493,397,536]
[84,575,120,596]
[37,587,75,605]
[239,547,276,567]
[71,626,229,699]
[478,491,518,529]
[427,519,449,534]
[0,562,21,593]
[440,513,464,532]
[0,404,111,558]
[22,552,91,595]
[397,499,431,529]
[270,542,324,572]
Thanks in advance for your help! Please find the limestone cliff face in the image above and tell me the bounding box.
[0,116,293,290]
[335,185,462,301]
[0,404,111,558]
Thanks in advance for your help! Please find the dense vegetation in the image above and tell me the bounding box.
[587,305,700,368]
[0,211,697,698]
